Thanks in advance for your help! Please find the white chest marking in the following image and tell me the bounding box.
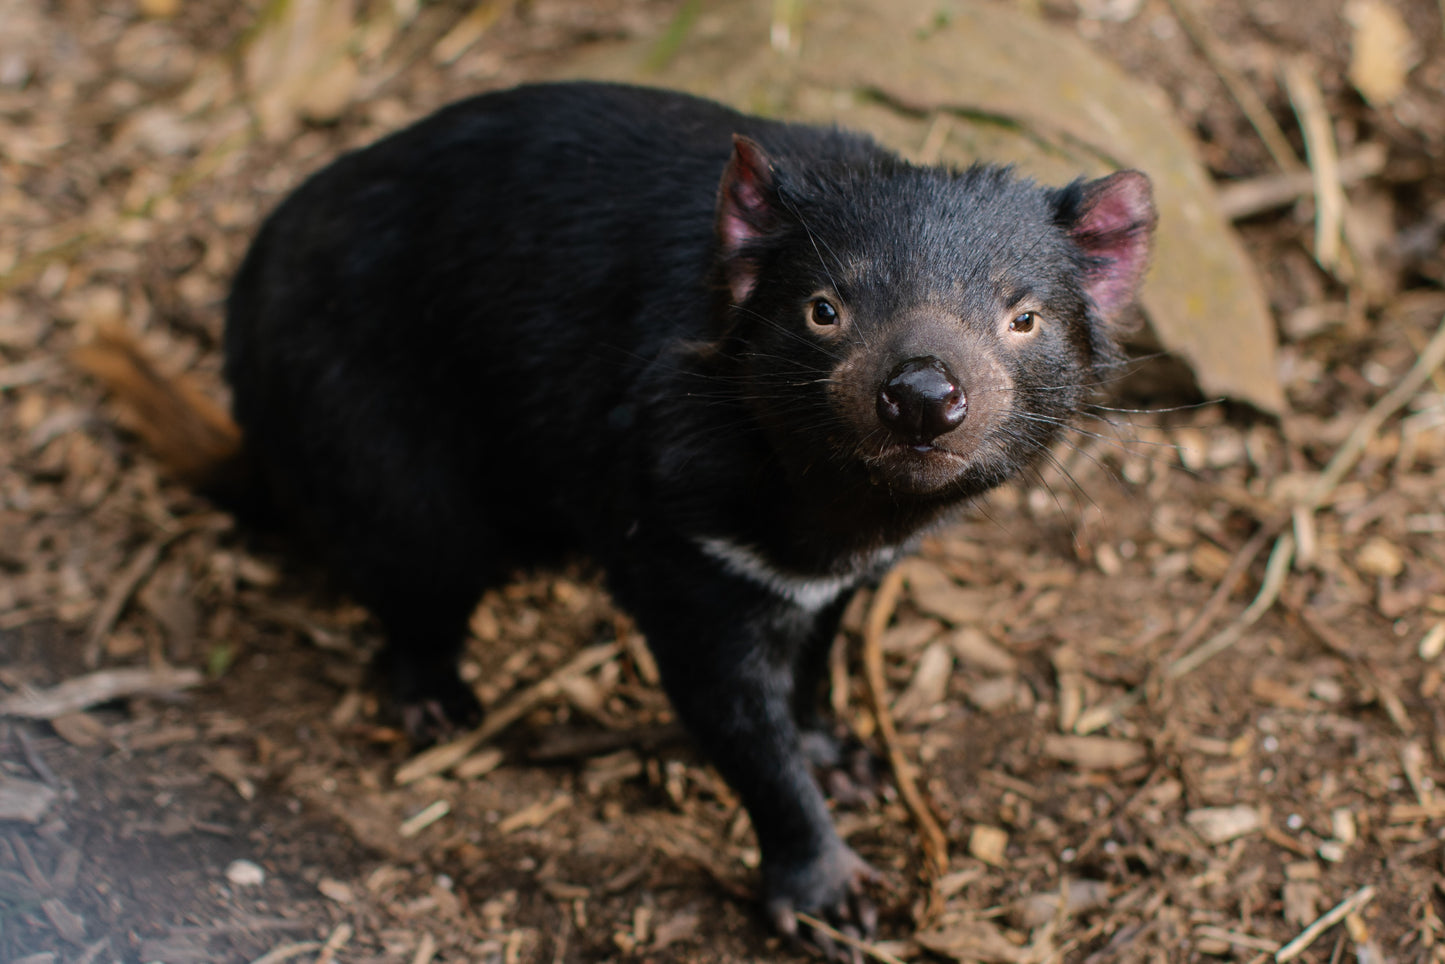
[696,537,891,612]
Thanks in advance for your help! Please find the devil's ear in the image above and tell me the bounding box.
[715,136,782,304]
[1057,170,1157,323]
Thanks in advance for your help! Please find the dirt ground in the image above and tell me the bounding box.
[3,0,1445,962]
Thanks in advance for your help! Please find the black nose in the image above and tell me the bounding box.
[877,356,967,444]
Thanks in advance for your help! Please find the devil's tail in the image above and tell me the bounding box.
[74,328,256,510]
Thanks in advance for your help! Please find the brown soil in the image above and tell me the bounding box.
[3,1,1445,962]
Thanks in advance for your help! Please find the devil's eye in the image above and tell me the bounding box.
[811,299,840,326]
[1009,311,1036,333]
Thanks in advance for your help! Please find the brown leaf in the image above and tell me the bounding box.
[557,0,1285,412]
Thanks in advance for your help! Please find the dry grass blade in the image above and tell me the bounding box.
[1282,57,1348,278]
[1081,312,1445,735]
[1077,531,1294,735]
[1160,521,1280,666]
[1215,143,1386,221]
[1303,312,1445,509]
[1163,0,1303,173]
[433,0,515,64]
[860,568,949,907]
[1166,531,1294,680]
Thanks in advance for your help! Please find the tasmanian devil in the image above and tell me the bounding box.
[80,81,1155,954]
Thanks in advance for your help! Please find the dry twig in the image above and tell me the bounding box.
[1215,143,1386,220]
[1301,313,1445,509]
[82,540,165,668]
[1275,885,1375,962]
[859,568,949,910]
[1163,0,1303,173]
[795,913,910,964]
[1077,532,1294,735]
[1282,58,1348,278]
[0,666,204,719]
[394,642,620,785]
[1080,312,1445,734]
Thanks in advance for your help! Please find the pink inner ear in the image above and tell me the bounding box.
[716,137,777,303]
[1071,170,1157,321]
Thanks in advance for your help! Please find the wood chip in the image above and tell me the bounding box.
[1250,676,1313,711]
[1418,622,1445,661]
[944,626,1017,673]
[1186,805,1262,844]
[498,793,571,834]
[454,748,505,780]
[1008,878,1111,929]
[49,711,109,747]
[1042,734,1147,770]
[891,641,953,722]
[904,562,992,625]
[317,878,354,903]
[0,776,57,823]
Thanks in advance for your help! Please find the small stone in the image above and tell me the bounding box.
[225,859,266,887]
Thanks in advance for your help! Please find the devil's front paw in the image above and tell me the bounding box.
[764,842,879,963]
[798,727,884,808]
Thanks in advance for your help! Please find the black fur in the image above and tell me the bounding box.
[221,81,1155,948]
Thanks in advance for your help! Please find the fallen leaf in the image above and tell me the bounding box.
[556,0,1284,412]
